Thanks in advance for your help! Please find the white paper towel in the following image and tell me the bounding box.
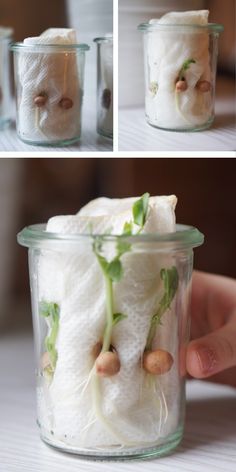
[17,29,81,142]
[38,195,180,448]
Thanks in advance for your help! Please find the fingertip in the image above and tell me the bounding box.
[186,342,218,379]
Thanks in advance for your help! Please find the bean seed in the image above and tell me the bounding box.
[59,97,73,109]
[197,80,211,93]
[34,94,48,107]
[96,351,120,377]
[176,80,188,92]
[143,349,173,375]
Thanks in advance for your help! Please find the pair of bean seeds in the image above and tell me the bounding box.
[176,79,211,93]
[34,93,73,109]
[93,342,174,377]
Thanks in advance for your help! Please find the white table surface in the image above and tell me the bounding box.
[119,77,236,152]
[0,333,236,472]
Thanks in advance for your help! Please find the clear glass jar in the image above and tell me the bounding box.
[0,27,13,129]
[138,23,224,132]
[10,43,89,146]
[94,36,113,138]
[17,223,204,459]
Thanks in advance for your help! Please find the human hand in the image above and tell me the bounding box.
[186,271,236,388]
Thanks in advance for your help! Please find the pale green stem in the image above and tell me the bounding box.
[45,314,59,368]
[175,91,191,124]
[102,276,114,352]
[146,322,157,351]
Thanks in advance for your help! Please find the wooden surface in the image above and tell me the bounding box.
[0,334,236,471]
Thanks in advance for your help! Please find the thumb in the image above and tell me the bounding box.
[186,320,236,379]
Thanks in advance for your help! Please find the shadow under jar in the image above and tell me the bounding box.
[138,22,224,132]
[11,42,89,146]
[17,224,204,460]
[94,35,113,139]
[0,28,13,129]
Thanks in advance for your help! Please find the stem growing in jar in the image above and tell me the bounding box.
[146,267,179,350]
[175,58,196,124]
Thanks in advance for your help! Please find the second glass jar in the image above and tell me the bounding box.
[94,35,113,139]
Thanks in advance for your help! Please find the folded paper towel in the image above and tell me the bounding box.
[38,195,180,449]
[17,29,81,143]
[146,10,212,129]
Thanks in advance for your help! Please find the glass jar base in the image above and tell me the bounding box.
[0,118,12,130]
[40,427,183,461]
[97,126,113,139]
[16,134,81,147]
[146,117,214,133]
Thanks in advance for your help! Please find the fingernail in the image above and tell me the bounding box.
[196,347,218,374]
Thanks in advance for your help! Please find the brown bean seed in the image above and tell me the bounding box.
[176,80,188,92]
[143,349,174,375]
[96,351,120,377]
[34,94,48,107]
[59,97,73,109]
[197,80,211,93]
[102,88,111,109]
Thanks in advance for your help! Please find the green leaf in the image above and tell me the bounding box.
[39,301,51,317]
[116,239,131,257]
[96,253,109,274]
[112,312,128,326]
[107,259,123,282]
[122,221,133,235]
[39,301,60,370]
[179,58,196,80]
[132,192,150,228]
[39,301,59,320]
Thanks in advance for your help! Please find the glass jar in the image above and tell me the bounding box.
[17,223,204,459]
[0,27,13,129]
[11,43,89,146]
[94,35,113,138]
[138,23,224,131]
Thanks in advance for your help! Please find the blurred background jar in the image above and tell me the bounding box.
[94,35,113,138]
[0,27,13,129]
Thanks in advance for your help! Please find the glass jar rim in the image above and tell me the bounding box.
[93,35,113,44]
[17,223,204,251]
[138,22,224,33]
[10,42,90,52]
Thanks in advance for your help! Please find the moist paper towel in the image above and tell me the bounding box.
[37,195,181,448]
[17,29,81,142]
[146,10,212,129]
